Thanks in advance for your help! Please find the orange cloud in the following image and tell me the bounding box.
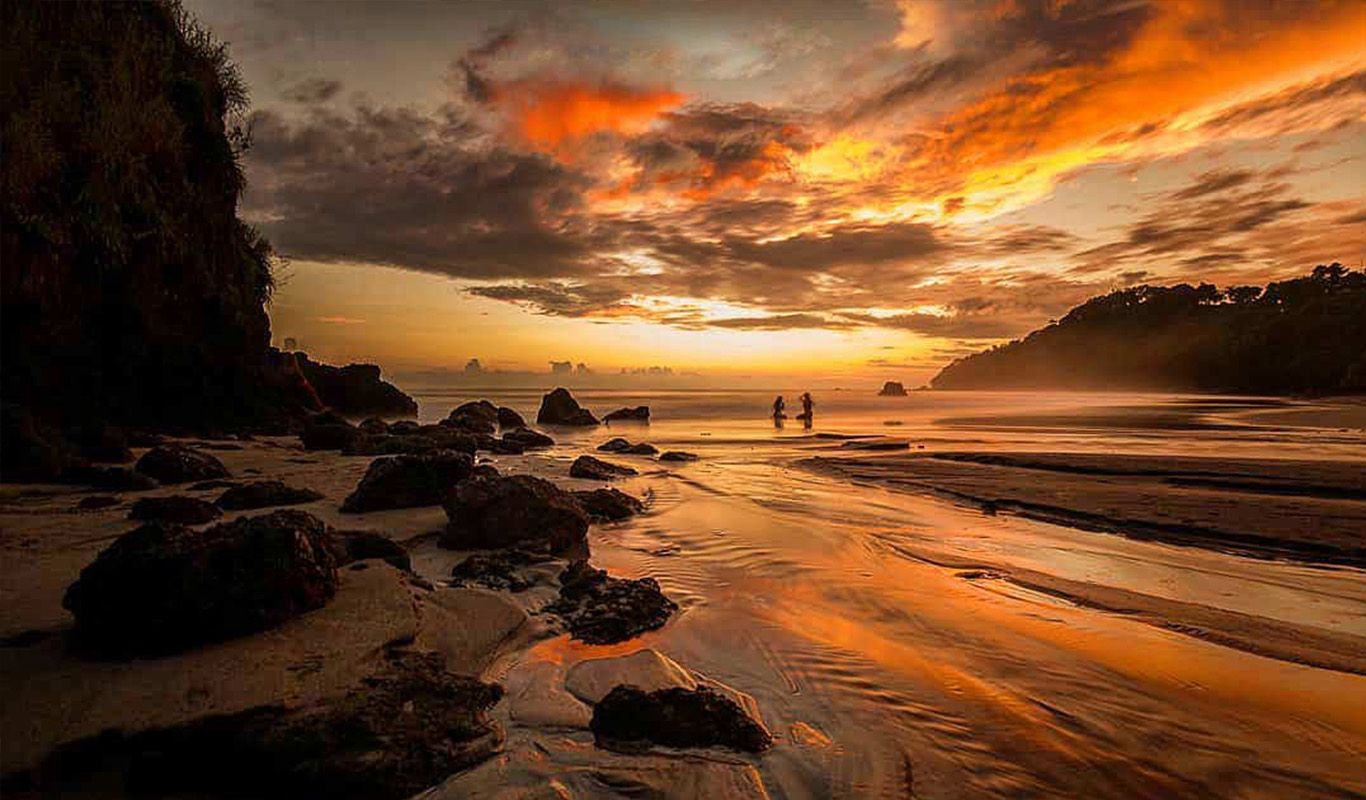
[491,79,684,152]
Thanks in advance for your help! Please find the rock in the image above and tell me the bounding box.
[597,437,632,453]
[839,439,910,451]
[444,401,499,434]
[502,427,554,449]
[38,651,501,800]
[878,381,908,396]
[358,417,389,434]
[128,495,223,524]
[570,455,637,480]
[536,388,598,426]
[387,420,420,434]
[62,510,338,656]
[449,549,551,592]
[497,406,526,429]
[479,435,524,455]
[341,433,438,456]
[591,685,773,753]
[624,443,658,455]
[565,649,696,705]
[418,588,530,675]
[134,446,229,484]
[295,355,419,417]
[66,465,160,491]
[341,451,474,513]
[603,406,650,422]
[300,422,359,451]
[545,561,677,644]
[508,662,594,729]
[470,464,500,480]
[326,530,412,571]
[573,488,645,521]
[441,475,589,555]
[189,479,239,491]
[659,451,698,462]
[77,495,121,510]
[216,480,324,511]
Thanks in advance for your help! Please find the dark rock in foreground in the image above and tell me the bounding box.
[128,496,223,525]
[63,510,338,656]
[573,488,645,522]
[441,475,589,554]
[20,651,502,800]
[603,406,650,422]
[497,406,526,429]
[134,446,229,484]
[546,561,677,644]
[295,355,418,418]
[537,388,598,426]
[659,451,698,462]
[591,685,772,753]
[341,451,474,513]
[326,530,412,572]
[570,455,638,480]
[450,549,551,592]
[444,401,499,434]
[502,427,554,449]
[216,480,324,511]
[878,381,908,396]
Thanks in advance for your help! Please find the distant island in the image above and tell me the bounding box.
[931,265,1366,395]
[878,381,908,396]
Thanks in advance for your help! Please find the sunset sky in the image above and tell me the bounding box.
[189,0,1366,385]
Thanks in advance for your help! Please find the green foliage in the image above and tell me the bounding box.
[932,265,1366,395]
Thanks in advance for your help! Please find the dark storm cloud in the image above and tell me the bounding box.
[466,281,630,316]
[725,221,950,271]
[280,77,343,104]
[243,104,609,278]
[623,103,811,192]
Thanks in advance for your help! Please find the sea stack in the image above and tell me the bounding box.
[537,388,599,426]
[878,381,908,396]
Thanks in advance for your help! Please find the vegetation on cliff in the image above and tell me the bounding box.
[931,265,1366,395]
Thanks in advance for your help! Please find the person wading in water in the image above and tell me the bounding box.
[799,392,815,428]
[772,395,786,428]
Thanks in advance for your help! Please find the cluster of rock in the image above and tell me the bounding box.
[299,404,555,458]
[546,562,679,645]
[599,437,698,464]
[878,381,908,396]
[570,455,638,480]
[537,388,599,426]
[603,406,650,422]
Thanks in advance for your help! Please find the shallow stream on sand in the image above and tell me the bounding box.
[414,389,1366,798]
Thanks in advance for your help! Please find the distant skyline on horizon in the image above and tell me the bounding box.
[191,0,1366,384]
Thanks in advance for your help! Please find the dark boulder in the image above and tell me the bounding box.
[502,427,554,449]
[591,685,772,753]
[358,417,389,434]
[300,422,359,451]
[573,488,645,521]
[624,443,658,455]
[449,549,551,592]
[66,465,160,491]
[189,479,239,491]
[62,510,338,656]
[295,355,418,418]
[597,437,632,453]
[128,496,223,524]
[441,475,589,555]
[135,446,229,484]
[497,406,527,429]
[326,530,411,572]
[470,464,500,480]
[878,381,908,397]
[443,401,499,434]
[387,420,421,435]
[603,406,650,422]
[478,435,524,455]
[216,481,324,511]
[570,455,637,481]
[659,451,699,462]
[341,433,441,456]
[341,451,475,513]
[545,561,677,644]
[537,388,598,426]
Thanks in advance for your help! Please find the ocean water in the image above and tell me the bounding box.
[414,388,1366,798]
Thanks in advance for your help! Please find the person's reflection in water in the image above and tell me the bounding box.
[799,392,815,428]
[772,395,786,428]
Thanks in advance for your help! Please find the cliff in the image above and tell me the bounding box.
[930,265,1366,395]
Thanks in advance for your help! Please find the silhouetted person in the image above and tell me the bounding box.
[799,392,814,428]
[772,395,785,428]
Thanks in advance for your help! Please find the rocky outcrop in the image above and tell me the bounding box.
[128,496,223,525]
[572,488,645,521]
[598,437,632,453]
[449,549,552,592]
[537,388,598,426]
[216,480,324,511]
[294,354,417,417]
[443,401,499,434]
[497,406,527,429]
[501,427,554,449]
[545,561,677,644]
[63,510,338,656]
[441,475,590,554]
[134,446,230,485]
[341,451,474,513]
[570,455,638,480]
[879,381,908,396]
[659,451,699,462]
[603,406,650,422]
[591,685,773,753]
